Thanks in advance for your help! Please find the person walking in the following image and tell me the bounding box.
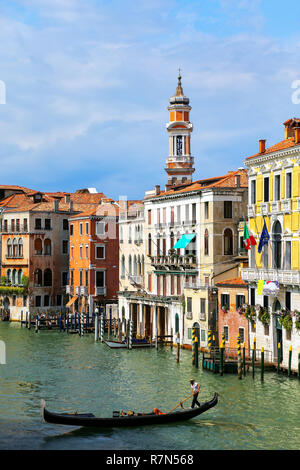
[190,379,201,408]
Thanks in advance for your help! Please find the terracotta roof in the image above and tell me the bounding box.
[149,169,248,199]
[246,137,300,160]
[215,277,248,287]
[70,203,119,219]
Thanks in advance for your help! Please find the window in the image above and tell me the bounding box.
[85,269,89,287]
[221,294,230,310]
[96,221,105,236]
[34,238,43,255]
[56,295,62,306]
[95,245,105,259]
[23,219,28,232]
[44,239,51,255]
[44,295,50,307]
[23,295,27,307]
[204,201,209,219]
[85,222,89,235]
[263,295,269,309]
[274,174,281,201]
[250,288,255,306]
[285,291,291,312]
[187,297,192,313]
[7,238,12,257]
[201,329,206,342]
[204,229,209,255]
[236,295,245,309]
[44,269,52,287]
[34,269,42,287]
[251,180,256,204]
[148,210,152,225]
[224,228,233,255]
[70,224,74,236]
[177,275,181,295]
[79,270,83,286]
[85,244,89,259]
[62,240,68,255]
[250,244,256,267]
[192,203,196,222]
[63,219,68,230]
[273,220,282,269]
[224,201,232,218]
[188,328,192,340]
[238,328,245,344]
[176,135,183,155]
[35,296,41,307]
[148,274,152,292]
[18,239,23,257]
[177,206,181,223]
[284,241,291,270]
[264,177,269,202]
[45,219,51,230]
[70,245,74,259]
[286,172,292,199]
[70,270,74,286]
[79,245,83,259]
[62,272,68,286]
[223,326,229,342]
[200,298,206,314]
[121,255,125,278]
[35,218,42,230]
[80,223,83,235]
[185,204,189,222]
[263,244,268,268]
[170,275,174,295]
[96,270,105,287]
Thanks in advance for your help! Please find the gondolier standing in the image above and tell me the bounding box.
[190,379,201,408]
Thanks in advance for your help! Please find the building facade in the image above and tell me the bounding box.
[242,118,300,371]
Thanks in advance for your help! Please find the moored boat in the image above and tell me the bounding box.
[41,392,218,428]
[104,339,155,349]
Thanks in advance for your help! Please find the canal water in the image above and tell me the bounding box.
[0,322,299,450]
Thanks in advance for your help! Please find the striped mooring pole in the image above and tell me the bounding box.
[129,320,133,350]
[94,313,99,341]
[192,328,195,365]
[288,345,292,377]
[261,347,264,382]
[194,334,199,368]
[277,342,281,373]
[100,314,104,342]
[208,330,212,352]
[237,334,242,379]
[80,313,84,337]
[176,333,180,363]
[242,342,246,376]
[220,339,225,376]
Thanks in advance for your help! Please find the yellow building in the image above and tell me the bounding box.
[242,118,300,371]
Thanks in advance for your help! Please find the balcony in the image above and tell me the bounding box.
[75,286,80,295]
[260,202,270,215]
[186,312,193,320]
[242,267,300,285]
[248,204,256,217]
[95,286,107,296]
[129,275,142,285]
[270,201,280,214]
[281,199,292,213]
[151,255,198,270]
[2,225,28,234]
[80,286,88,296]
[66,285,73,295]
[182,219,197,227]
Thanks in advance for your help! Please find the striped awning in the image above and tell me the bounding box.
[173,233,196,249]
[66,296,78,307]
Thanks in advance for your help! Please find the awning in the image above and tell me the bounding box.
[173,233,196,249]
[66,296,78,307]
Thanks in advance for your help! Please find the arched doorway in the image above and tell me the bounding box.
[3,296,10,321]
[273,299,283,363]
[175,313,180,334]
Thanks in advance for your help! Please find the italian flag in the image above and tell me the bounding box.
[243,221,256,250]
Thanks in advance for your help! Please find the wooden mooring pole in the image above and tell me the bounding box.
[176,333,180,363]
[288,345,292,377]
[220,339,224,376]
[252,343,255,379]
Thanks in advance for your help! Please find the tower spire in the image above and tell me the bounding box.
[165,72,195,188]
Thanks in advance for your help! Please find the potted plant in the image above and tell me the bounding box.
[293,310,300,330]
[221,305,229,313]
[258,306,270,325]
[244,305,256,323]
[279,312,293,332]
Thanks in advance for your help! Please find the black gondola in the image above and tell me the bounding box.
[41,392,218,428]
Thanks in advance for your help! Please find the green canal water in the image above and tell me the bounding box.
[0,322,299,450]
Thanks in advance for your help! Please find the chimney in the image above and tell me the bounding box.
[155,185,160,195]
[69,201,73,212]
[64,194,70,203]
[259,139,266,153]
[295,127,300,144]
[235,174,240,188]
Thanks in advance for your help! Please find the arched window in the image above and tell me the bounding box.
[7,238,12,257]
[6,269,11,284]
[128,226,132,243]
[224,228,233,255]
[18,238,23,257]
[34,269,42,286]
[128,255,132,275]
[273,220,282,269]
[141,255,144,276]
[133,255,137,276]
[120,226,123,243]
[12,269,17,285]
[121,255,125,278]
[44,239,51,255]
[12,238,18,257]
[34,238,42,255]
[137,255,141,275]
[204,229,209,256]
[44,268,52,287]
[18,269,23,285]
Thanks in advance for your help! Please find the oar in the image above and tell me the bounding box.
[169,393,193,413]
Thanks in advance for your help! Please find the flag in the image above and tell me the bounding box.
[257,280,265,296]
[258,219,270,254]
[243,221,256,250]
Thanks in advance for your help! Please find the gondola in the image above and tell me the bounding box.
[41,392,218,428]
[104,339,155,349]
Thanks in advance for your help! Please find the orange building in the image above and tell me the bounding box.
[215,277,249,351]
[67,202,119,314]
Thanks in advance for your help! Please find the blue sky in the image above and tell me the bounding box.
[0,0,300,200]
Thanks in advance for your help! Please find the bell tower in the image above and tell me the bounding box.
[165,71,195,188]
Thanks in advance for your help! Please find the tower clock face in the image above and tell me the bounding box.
[176,135,183,155]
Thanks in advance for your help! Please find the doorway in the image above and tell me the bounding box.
[273,299,283,363]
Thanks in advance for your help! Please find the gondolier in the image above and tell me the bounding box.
[190,379,201,408]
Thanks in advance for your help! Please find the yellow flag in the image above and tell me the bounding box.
[257,280,265,296]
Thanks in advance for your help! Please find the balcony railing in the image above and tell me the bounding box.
[129,275,142,285]
[95,286,107,296]
[242,267,300,285]
[186,312,193,320]
[2,225,28,233]
[80,286,88,296]
[151,255,198,269]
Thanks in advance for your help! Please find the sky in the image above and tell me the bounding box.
[0,0,300,200]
